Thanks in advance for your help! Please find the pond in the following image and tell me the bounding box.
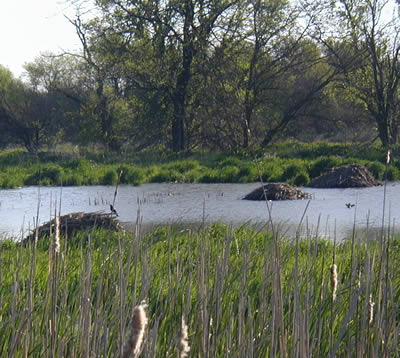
[0,182,399,240]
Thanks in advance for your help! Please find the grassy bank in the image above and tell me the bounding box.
[0,223,399,356]
[1,141,400,189]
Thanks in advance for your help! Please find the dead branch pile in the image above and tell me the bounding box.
[307,164,381,188]
[23,211,122,243]
[243,183,311,201]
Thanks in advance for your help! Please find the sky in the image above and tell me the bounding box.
[0,0,86,78]
[0,0,397,79]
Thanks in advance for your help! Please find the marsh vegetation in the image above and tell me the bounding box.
[0,222,399,357]
[1,142,400,189]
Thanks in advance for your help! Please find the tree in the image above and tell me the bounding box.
[0,66,53,152]
[309,0,400,148]
[87,0,240,152]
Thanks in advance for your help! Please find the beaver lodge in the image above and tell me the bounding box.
[23,211,123,244]
[243,183,311,201]
[307,164,381,188]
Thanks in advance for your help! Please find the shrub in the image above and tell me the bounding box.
[217,165,240,182]
[119,165,145,185]
[386,166,400,181]
[102,169,118,185]
[149,169,183,183]
[63,173,84,186]
[236,165,258,182]
[217,156,242,167]
[199,169,219,183]
[282,161,308,182]
[365,161,385,180]
[24,164,64,186]
[292,172,310,186]
[309,156,342,178]
[166,160,201,173]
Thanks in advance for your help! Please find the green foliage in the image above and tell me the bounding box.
[199,168,220,183]
[217,156,242,167]
[0,142,397,188]
[0,148,28,166]
[281,160,309,182]
[0,224,399,356]
[292,171,310,186]
[119,165,145,185]
[149,168,183,183]
[386,166,400,181]
[365,161,385,180]
[102,169,118,185]
[217,165,240,182]
[165,159,201,173]
[309,156,342,178]
[24,164,64,186]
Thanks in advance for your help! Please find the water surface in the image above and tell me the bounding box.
[0,182,399,240]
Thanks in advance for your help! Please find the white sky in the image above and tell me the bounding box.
[0,1,397,79]
[0,0,85,78]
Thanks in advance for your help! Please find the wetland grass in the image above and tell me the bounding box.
[2,142,400,189]
[0,221,399,356]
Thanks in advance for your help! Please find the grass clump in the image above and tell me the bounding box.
[24,164,64,186]
[309,156,343,178]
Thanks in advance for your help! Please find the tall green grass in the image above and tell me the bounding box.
[0,222,399,356]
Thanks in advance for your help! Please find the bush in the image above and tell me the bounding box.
[236,165,258,182]
[217,156,242,167]
[365,161,385,180]
[24,164,64,186]
[149,169,183,183]
[166,160,201,173]
[292,172,310,186]
[386,166,400,181]
[309,156,342,178]
[102,169,118,185]
[199,169,219,183]
[282,161,308,182]
[119,165,145,185]
[259,160,284,182]
[217,165,240,182]
[63,173,84,186]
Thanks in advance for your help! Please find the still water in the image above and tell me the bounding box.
[0,182,399,240]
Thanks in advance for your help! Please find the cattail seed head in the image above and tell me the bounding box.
[178,316,190,358]
[54,216,61,254]
[368,294,375,324]
[330,264,338,301]
[122,301,148,358]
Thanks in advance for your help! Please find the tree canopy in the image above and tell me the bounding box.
[0,0,399,152]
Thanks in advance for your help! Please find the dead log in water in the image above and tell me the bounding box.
[23,211,123,243]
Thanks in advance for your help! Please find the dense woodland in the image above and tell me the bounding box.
[0,0,399,153]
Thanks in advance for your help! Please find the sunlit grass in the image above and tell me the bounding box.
[1,141,400,188]
[0,223,399,356]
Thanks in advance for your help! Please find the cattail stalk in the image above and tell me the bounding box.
[122,302,148,358]
[330,264,338,301]
[178,316,190,358]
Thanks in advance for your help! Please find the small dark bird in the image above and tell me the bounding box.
[110,204,118,216]
[345,203,355,209]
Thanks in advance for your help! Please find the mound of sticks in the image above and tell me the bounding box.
[23,211,122,243]
[243,183,311,201]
